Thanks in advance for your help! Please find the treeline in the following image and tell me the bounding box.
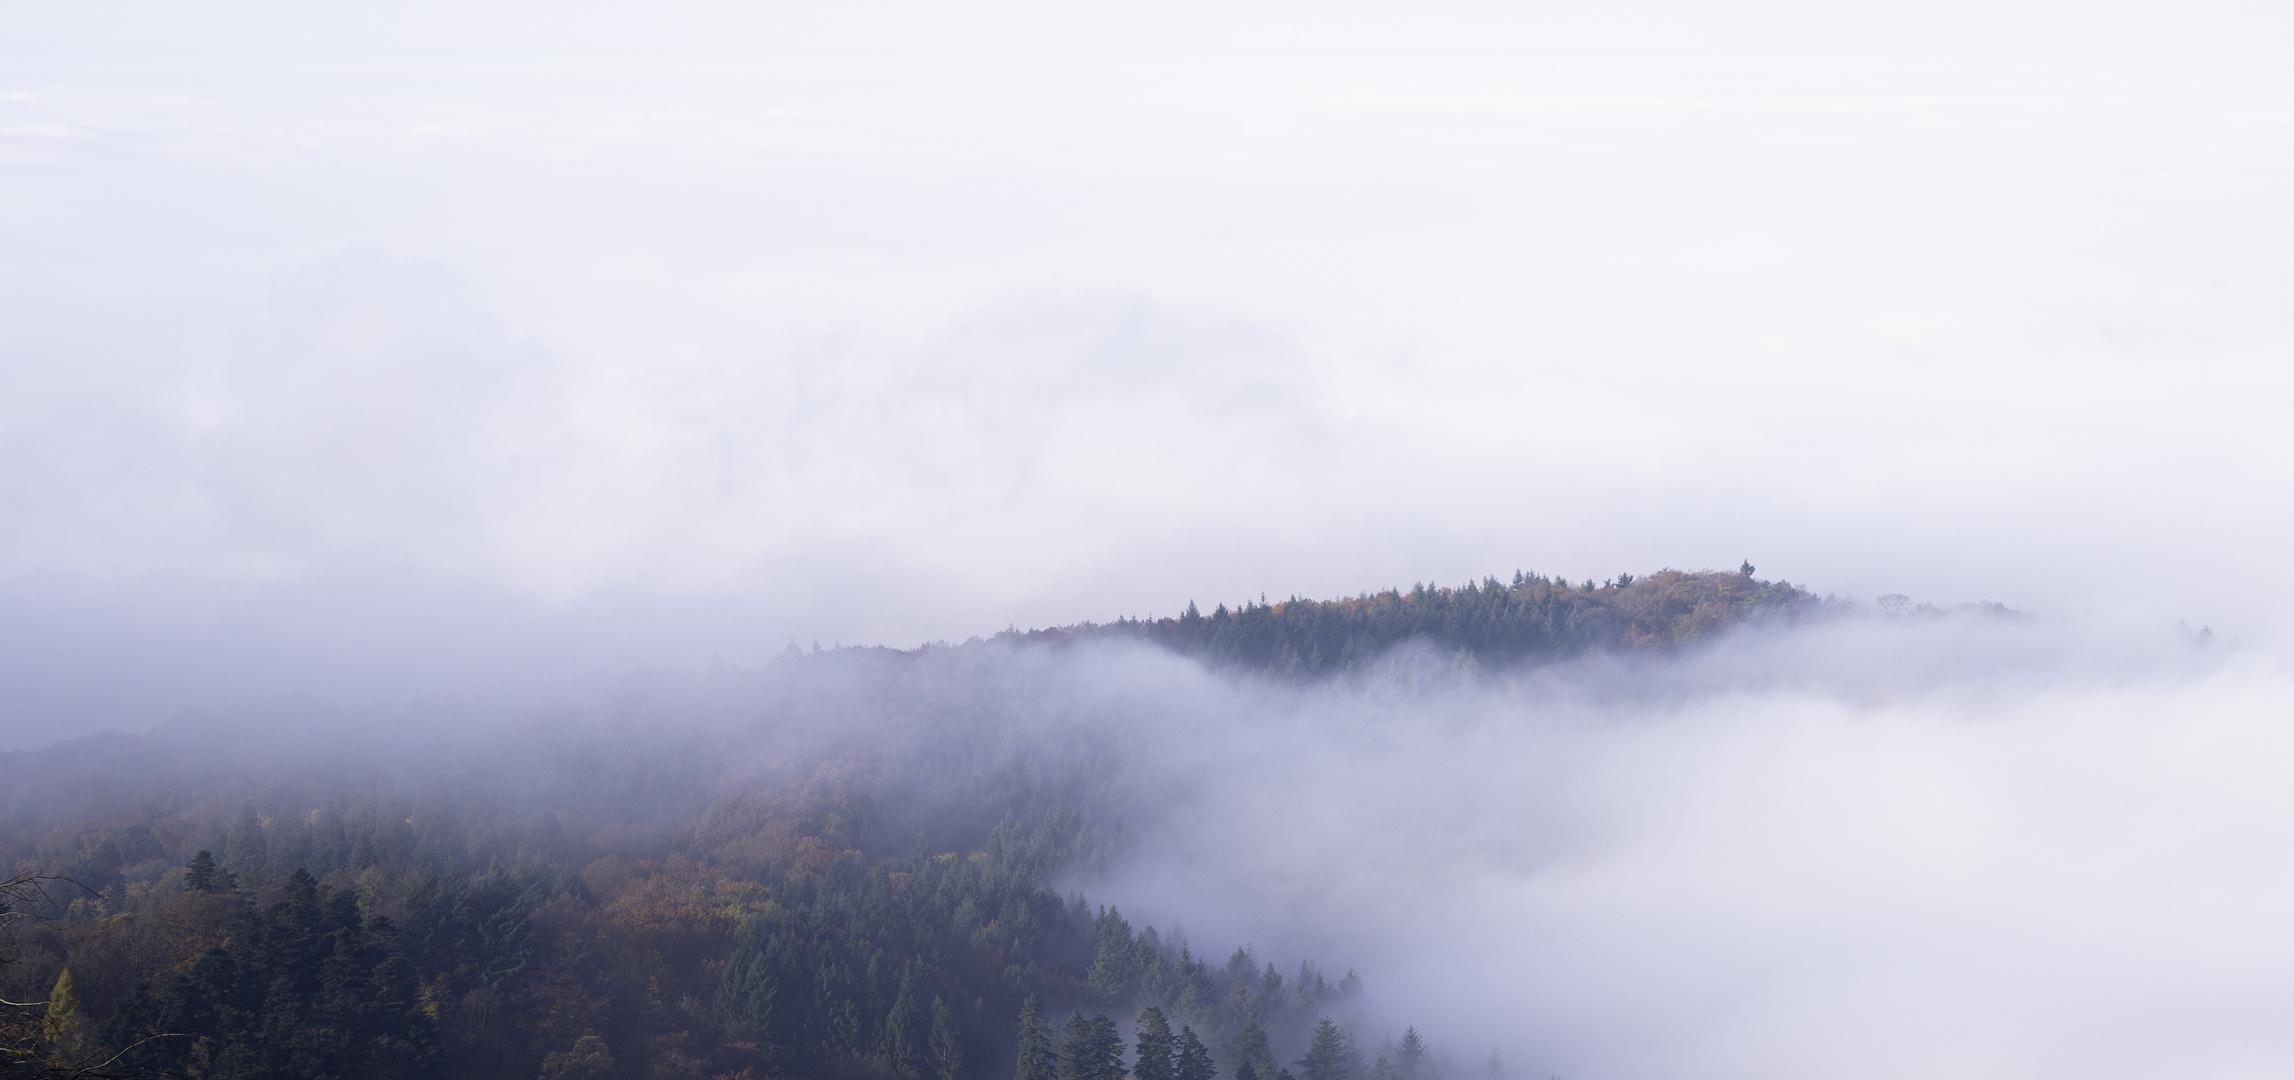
[0,563,1737,1077]
[7,793,1425,1080]
[1009,567,1815,676]
[1,715,1429,1080]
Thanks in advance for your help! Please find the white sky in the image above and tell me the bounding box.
[2,0,2291,734]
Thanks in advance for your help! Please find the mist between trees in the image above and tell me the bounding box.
[0,568,2074,1080]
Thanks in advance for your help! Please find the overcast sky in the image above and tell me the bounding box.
[3,0,2291,740]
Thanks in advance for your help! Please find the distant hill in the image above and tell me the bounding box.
[1006,567,1818,676]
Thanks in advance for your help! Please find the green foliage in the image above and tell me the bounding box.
[1177,1025,1217,1080]
[1059,1013,1123,1080]
[1015,997,1058,1080]
[101,868,441,1078]
[1134,1006,1176,1080]
[1295,1019,1352,1080]
[180,851,235,896]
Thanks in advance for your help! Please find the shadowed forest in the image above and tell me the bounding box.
[0,569,1805,1079]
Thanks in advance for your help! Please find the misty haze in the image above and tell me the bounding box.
[4,3,2291,1080]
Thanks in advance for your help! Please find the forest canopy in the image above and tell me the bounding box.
[0,567,1807,1079]
[1010,567,1814,676]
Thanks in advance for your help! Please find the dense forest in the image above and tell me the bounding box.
[0,567,1807,1079]
[1012,567,1815,677]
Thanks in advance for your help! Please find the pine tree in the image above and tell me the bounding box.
[928,996,963,1080]
[1296,1019,1351,1080]
[1176,1025,1217,1080]
[1134,1006,1176,1080]
[1228,1018,1274,1080]
[884,972,924,1077]
[184,849,234,892]
[1368,1056,1394,1080]
[1061,1013,1123,1080]
[1395,1027,1427,1080]
[1017,997,1059,1080]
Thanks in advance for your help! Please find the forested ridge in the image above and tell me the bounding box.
[1010,567,1814,676]
[0,566,1811,1079]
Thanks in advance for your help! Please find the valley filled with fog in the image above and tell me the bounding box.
[4,1,2291,1077]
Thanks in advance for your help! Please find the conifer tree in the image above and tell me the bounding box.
[1176,1025,1217,1080]
[884,972,924,1077]
[1017,998,1059,1080]
[184,848,234,892]
[1134,1006,1176,1080]
[928,996,962,1080]
[1228,1018,1274,1080]
[1062,1013,1124,1080]
[1395,1027,1427,1080]
[1296,1019,1352,1080]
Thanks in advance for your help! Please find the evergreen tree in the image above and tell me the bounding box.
[1062,1012,1123,1080]
[1368,1056,1393,1080]
[1297,1019,1352,1080]
[928,996,962,1080]
[1394,1027,1427,1080]
[1016,997,1059,1080]
[884,972,925,1077]
[1134,1006,1176,1080]
[184,848,234,892]
[1229,1018,1274,1080]
[1175,1025,1216,1080]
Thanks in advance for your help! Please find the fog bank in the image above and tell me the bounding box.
[5,0,2292,745]
[1069,622,2280,1079]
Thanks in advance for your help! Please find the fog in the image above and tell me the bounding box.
[6,615,2275,1078]
[1076,624,2279,1079]
[5,0,2292,742]
[5,1,2293,1077]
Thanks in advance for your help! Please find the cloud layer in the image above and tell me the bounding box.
[5,2,2291,746]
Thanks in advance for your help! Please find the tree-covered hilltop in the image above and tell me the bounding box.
[1008,567,1816,676]
[0,564,1812,1078]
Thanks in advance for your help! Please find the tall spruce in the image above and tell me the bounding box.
[928,996,962,1080]
[1176,1025,1217,1080]
[1134,1006,1176,1080]
[1297,1019,1351,1080]
[1394,1028,1427,1080]
[1229,1017,1275,1080]
[1017,998,1059,1080]
[883,971,924,1076]
[1062,1012,1124,1080]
